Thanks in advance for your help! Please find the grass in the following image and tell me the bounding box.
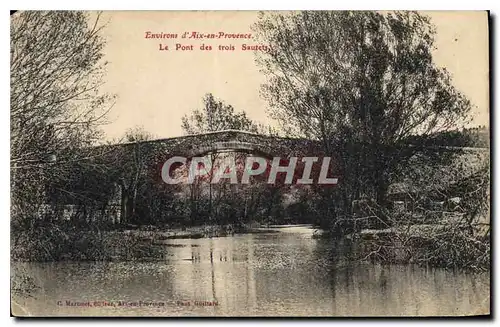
[10,223,256,262]
[355,224,490,272]
[11,225,165,262]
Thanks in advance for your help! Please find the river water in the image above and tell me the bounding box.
[11,225,490,317]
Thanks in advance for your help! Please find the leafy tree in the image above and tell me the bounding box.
[253,11,472,211]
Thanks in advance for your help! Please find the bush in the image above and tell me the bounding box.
[412,228,490,271]
[11,223,164,262]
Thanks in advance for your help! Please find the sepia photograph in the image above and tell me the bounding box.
[10,10,490,317]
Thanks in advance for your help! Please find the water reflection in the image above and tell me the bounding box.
[11,225,490,316]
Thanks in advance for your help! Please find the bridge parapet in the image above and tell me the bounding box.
[115,130,322,159]
[110,129,488,162]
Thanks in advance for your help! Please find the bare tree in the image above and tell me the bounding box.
[117,127,155,224]
[181,93,263,224]
[10,11,114,227]
[181,93,260,135]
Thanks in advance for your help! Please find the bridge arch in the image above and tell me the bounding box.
[167,130,280,159]
[186,140,274,159]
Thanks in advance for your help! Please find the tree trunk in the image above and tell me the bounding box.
[130,188,137,224]
[375,172,389,208]
[208,182,212,224]
[121,191,129,225]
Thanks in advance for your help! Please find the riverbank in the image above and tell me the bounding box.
[11,224,490,316]
[11,222,490,272]
[10,223,269,262]
[344,223,491,272]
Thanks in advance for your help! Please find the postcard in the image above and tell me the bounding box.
[10,10,490,317]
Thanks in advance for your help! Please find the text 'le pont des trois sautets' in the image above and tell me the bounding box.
[145,31,271,51]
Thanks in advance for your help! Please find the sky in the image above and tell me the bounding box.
[96,11,489,141]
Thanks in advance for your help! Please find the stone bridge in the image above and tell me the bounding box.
[50,129,488,225]
[113,129,489,170]
[118,129,324,160]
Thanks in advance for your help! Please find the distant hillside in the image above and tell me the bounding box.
[408,126,489,148]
